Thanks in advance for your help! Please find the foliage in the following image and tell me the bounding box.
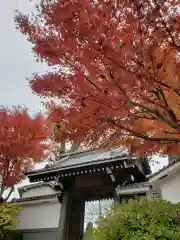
[0,107,51,199]
[0,203,21,239]
[2,230,23,240]
[83,223,96,240]
[86,197,180,240]
[15,0,180,156]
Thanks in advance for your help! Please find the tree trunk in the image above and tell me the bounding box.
[59,141,66,154]
[70,141,81,152]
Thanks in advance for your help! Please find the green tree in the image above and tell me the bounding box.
[89,197,180,240]
[0,204,21,239]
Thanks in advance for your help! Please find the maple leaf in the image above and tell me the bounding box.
[0,107,51,200]
[15,0,180,156]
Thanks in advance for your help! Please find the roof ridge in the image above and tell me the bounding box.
[46,149,99,167]
[47,148,126,168]
[58,149,96,158]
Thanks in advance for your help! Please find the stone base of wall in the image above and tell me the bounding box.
[21,228,57,240]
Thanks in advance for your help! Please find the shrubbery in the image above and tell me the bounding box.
[2,230,23,240]
[85,197,180,240]
[0,204,22,240]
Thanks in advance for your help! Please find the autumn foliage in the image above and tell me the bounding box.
[15,0,180,156]
[0,107,51,199]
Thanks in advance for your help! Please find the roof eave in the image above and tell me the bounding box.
[11,193,59,205]
[148,160,180,183]
[116,182,151,196]
[25,156,136,178]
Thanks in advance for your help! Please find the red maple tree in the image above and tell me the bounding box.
[0,107,51,200]
[15,0,180,156]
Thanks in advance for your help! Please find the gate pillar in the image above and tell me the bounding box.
[57,191,85,240]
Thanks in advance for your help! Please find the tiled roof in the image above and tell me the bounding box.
[27,148,128,176]
[116,182,151,196]
[18,182,56,197]
[11,193,59,203]
[48,148,128,168]
[117,182,150,190]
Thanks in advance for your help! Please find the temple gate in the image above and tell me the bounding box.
[25,149,151,240]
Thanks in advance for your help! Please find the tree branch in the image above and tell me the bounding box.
[129,100,180,130]
[109,119,180,143]
[4,187,14,202]
[152,0,180,50]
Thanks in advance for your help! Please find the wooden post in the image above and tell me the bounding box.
[114,187,120,211]
[57,192,70,240]
[57,190,85,240]
[67,196,85,240]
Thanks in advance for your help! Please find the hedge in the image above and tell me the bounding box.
[0,203,22,240]
[85,197,180,240]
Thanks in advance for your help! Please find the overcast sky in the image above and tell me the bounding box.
[1,0,168,200]
[1,0,48,199]
[0,0,46,113]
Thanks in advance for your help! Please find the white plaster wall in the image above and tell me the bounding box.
[22,186,57,198]
[159,170,180,203]
[17,201,61,229]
